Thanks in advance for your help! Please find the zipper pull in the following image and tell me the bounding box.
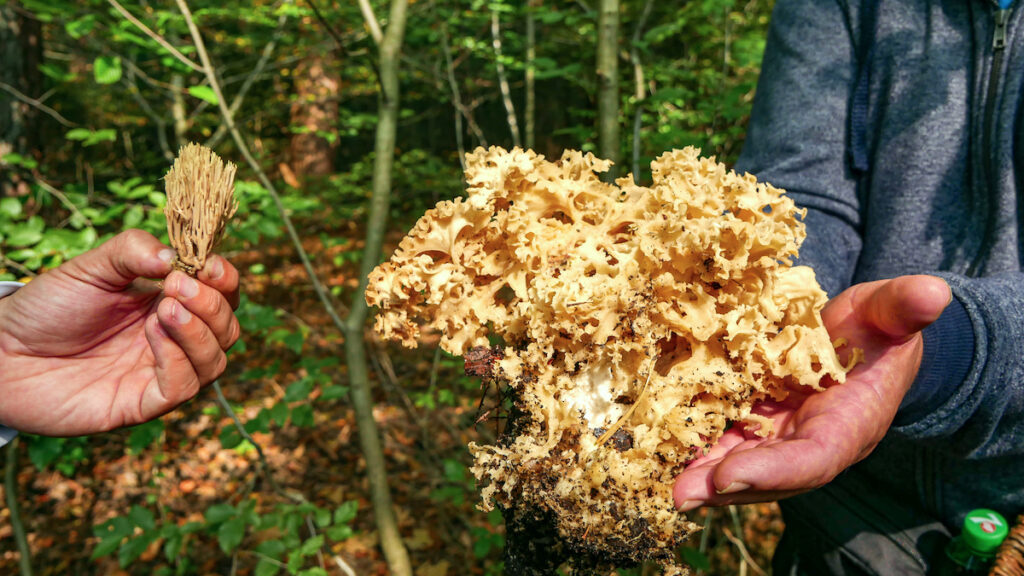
[993,9,1010,51]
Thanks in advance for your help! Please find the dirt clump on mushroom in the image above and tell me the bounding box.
[366,146,850,574]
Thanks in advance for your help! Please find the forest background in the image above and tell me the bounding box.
[0,0,783,574]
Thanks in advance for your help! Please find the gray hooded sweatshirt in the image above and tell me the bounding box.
[735,0,1023,567]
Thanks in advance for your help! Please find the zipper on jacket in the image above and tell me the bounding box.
[969,3,1012,275]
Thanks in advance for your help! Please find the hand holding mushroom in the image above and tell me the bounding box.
[0,229,240,436]
[672,274,951,509]
[0,144,240,437]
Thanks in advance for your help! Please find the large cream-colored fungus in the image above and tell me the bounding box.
[366,146,849,573]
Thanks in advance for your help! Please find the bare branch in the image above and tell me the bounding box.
[491,9,520,147]
[4,438,33,576]
[34,177,93,227]
[206,12,288,149]
[106,0,203,73]
[357,0,384,46]
[0,82,77,128]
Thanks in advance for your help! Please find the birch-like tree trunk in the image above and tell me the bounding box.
[596,0,620,179]
[524,0,537,150]
[348,1,413,575]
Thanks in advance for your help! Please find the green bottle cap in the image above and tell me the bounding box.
[961,509,1009,555]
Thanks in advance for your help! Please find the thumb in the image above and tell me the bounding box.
[61,229,175,290]
[860,275,951,342]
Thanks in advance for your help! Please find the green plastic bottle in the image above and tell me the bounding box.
[938,508,1009,574]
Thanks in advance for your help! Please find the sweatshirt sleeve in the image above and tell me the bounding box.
[734,0,1021,459]
[733,0,863,299]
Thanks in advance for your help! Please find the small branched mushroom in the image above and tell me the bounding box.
[164,143,238,276]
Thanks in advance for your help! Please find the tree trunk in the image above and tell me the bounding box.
[596,0,620,180]
[0,1,42,196]
[288,48,339,179]
[347,1,412,575]
[525,0,537,150]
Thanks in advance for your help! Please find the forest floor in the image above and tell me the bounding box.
[0,226,784,575]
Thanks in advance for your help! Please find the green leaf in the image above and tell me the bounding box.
[187,85,219,105]
[219,426,243,450]
[290,405,314,428]
[255,539,286,559]
[91,516,134,559]
[0,153,37,169]
[128,505,156,531]
[27,436,64,470]
[5,217,45,247]
[38,63,75,82]
[678,546,711,571]
[0,197,22,218]
[217,516,247,553]
[333,501,358,525]
[204,503,236,525]
[284,379,314,402]
[269,401,289,426]
[163,532,183,563]
[123,205,145,229]
[313,508,331,528]
[65,15,96,39]
[296,569,328,576]
[255,559,281,576]
[297,535,323,558]
[65,128,93,141]
[127,419,164,453]
[119,531,158,568]
[325,524,353,541]
[94,56,123,85]
[320,385,347,401]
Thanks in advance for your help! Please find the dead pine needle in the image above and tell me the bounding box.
[164,143,238,276]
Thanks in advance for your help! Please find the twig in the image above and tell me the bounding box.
[334,556,357,576]
[696,508,714,576]
[212,381,305,503]
[33,177,93,227]
[723,506,766,576]
[123,68,174,161]
[357,0,384,45]
[437,13,487,151]
[490,9,521,147]
[302,0,345,52]
[1,254,37,278]
[206,11,289,149]
[5,438,34,576]
[305,515,326,571]
[106,0,203,73]
[0,81,77,128]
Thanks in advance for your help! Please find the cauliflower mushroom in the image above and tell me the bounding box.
[366,146,850,574]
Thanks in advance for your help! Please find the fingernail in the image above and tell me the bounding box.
[177,275,199,299]
[717,482,751,495]
[677,500,704,512]
[173,301,192,324]
[209,257,224,280]
[158,249,175,265]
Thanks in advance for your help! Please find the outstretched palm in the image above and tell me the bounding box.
[674,275,952,508]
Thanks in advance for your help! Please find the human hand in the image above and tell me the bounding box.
[0,229,240,436]
[673,275,951,509]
